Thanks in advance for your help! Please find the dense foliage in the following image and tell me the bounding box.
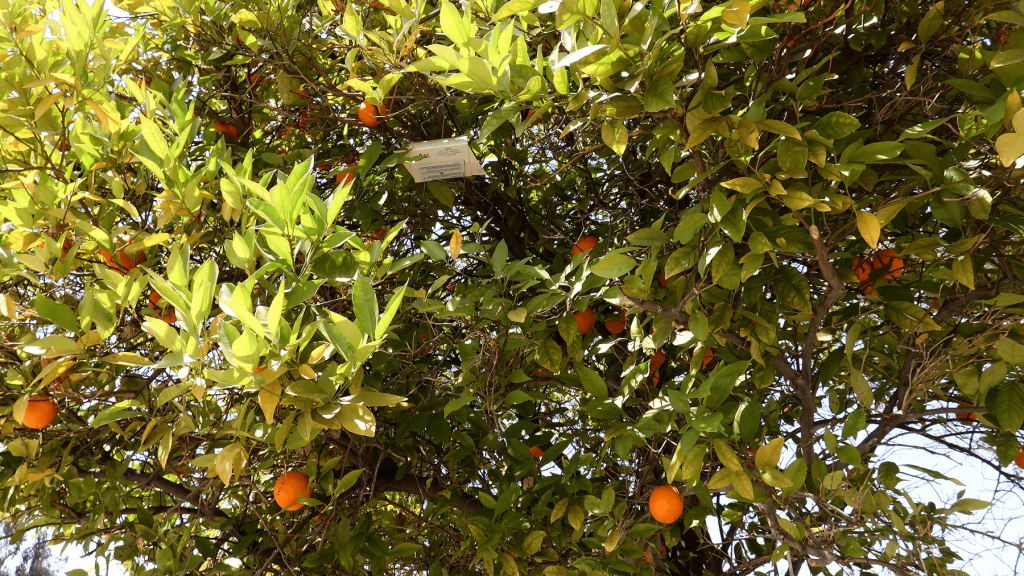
[2,0,1024,574]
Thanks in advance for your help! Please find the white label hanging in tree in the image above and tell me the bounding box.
[402,136,485,182]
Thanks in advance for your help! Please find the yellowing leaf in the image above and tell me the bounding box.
[450,230,462,261]
[995,130,1024,167]
[720,1,749,28]
[755,438,785,469]
[259,381,282,423]
[856,211,881,249]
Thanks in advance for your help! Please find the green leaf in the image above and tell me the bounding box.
[492,0,539,21]
[536,339,562,372]
[991,49,1024,68]
[846,142,904,163]
[990,382,1024,431]
[336,468,364,493]
[754,119,801,140]
[590,254,635,278]
[576,363,608,399]
[601,119,628,155]
[480,106,522,140]
[34,296,79,332]
[815,111,861,139]
[950,498,992,514]
[997,339,1024,365]
[352,275,378,337]
[643,76,675,112]
[376,286,406,340]
[674,211,708,244]
[522,531,545,556]
[439,0,470,46]
[625,227,669,246]
[773,266,812,312]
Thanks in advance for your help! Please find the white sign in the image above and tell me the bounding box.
[402,136,486,182]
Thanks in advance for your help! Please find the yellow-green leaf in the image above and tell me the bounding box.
[856,211,881,249]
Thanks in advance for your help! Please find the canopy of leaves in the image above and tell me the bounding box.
[2,0,1024,574]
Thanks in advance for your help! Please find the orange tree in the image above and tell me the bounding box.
[2,0,1024,574]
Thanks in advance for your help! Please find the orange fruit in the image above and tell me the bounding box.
[851,255,872,284]
[160,309,177,323]
[274,471,311,510]
[529,446,544,458]
[658,274,669,288]
[605,319,626,334]
[379,101,389,116]
[99,242,145,274]
[648,485,684,524]
[571,236,598,257]
[872,249,903,280]
[336,165,355,185]
[701,349,713,368]
[1016,449,1024,468]
[148,292,164,308]
[214,120,239,140]
[526,110,541,125]
[358,101,378,128]
[23,396,58,429]
[650,350,666,371]
[575,308,595,335]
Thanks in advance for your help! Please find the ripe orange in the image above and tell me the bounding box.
[274,471,311,510]
[23,396,58,429]
[650,350,666,371]
[873,249,903,280]
[701,349,713,368]
[214,120,239,140]
[658,274,669,288]
[148,292,164,308]
[358,101,378,128]
[851,255,872,284]
[571,236,598,257]
[605,319,626,334]
[99,242,145,274]
[526,110,541,125]
[529,446,544,458]
[648,485,684,523]
[336,165,355,185]
[379,101,389,116]
[1016,449,1024,468]
[160,309,177,323]
[575,308,595,335]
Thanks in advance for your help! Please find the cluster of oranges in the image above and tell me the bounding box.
[851,248,903,296]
